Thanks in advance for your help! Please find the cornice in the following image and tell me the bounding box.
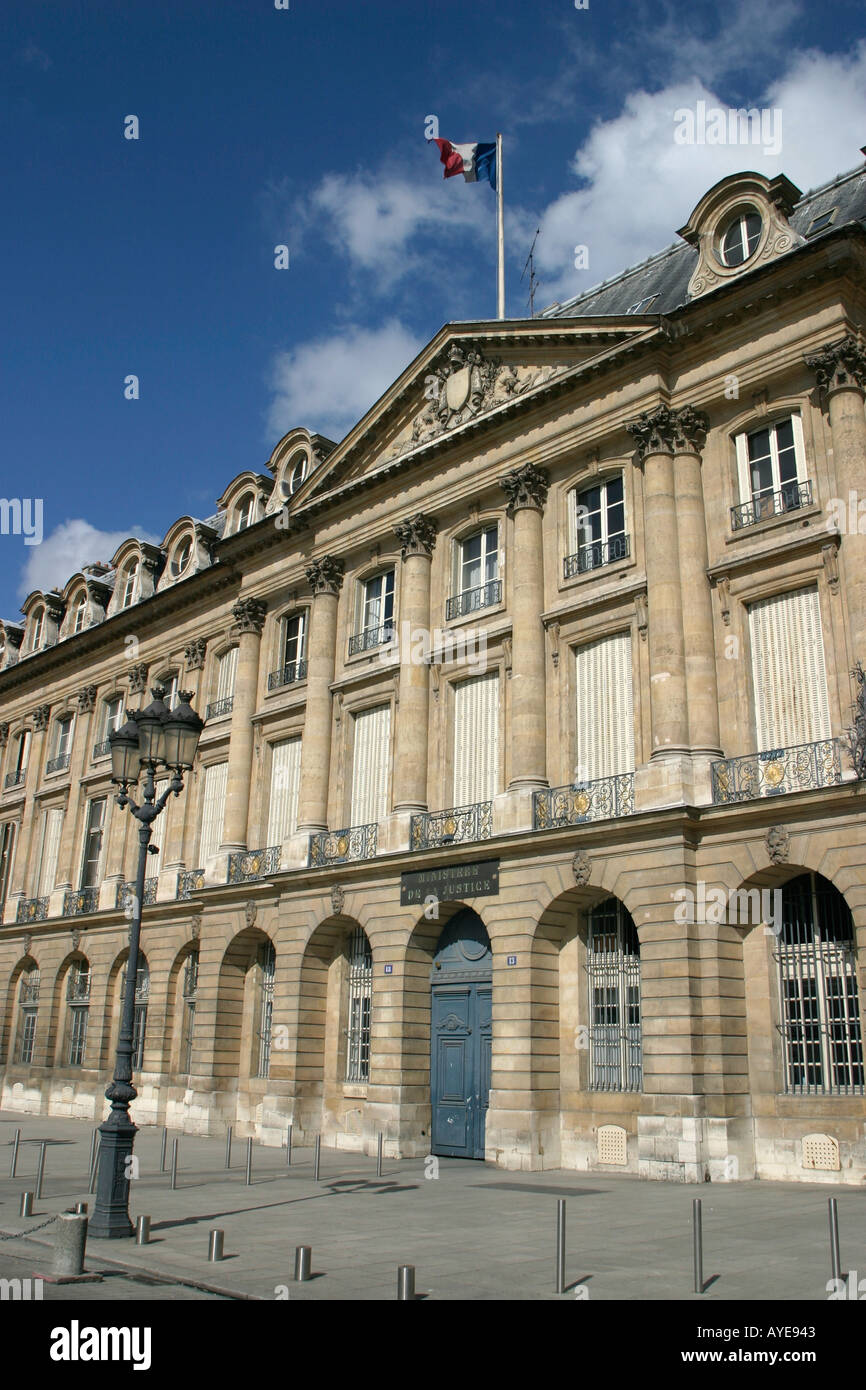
[706,525,839,582]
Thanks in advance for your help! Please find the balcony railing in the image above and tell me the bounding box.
[4,770,26,789]
[533,773,635,829]
[177,869,206,900]
[309,823,378,867]
[63,887,100,917]
[16,896,49,924]
[348,624,395,656]
[410,801,493,851]
[711,738,841,804]
[267,659,307,691]
[206,697,234,720]
[92,739,111,760]
[446,579,502,622]
[227,846,281,883]
[563,533,630,579]
[46,753,71,774]
[116,877,158,911]
[731,480,813,530]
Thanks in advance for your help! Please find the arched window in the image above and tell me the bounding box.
[16,965,40,1064]
[170,537,192,577]
[179,949,199,1076]
[71,591,87,634]
[64,959,91,1066]
[119,562,139,609]
[282,453,307,497]
[586,898,642,1092]
[344,928,372,1082]
[119,957,150,1072]
[30,607,45,652]
[777,873,863,1095]
[253,941,276,1079]
[235,493,255,532]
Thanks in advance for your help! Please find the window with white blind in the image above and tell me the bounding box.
[209,647,238,718]
[80,798,107,889]
[453,672,499,804]
[147,778,170,878]
[267,738,302,844]
[199,761,228,861]
[574,631,634,782]
[748,587,830,752]
[38,808,64,897]
[350,705,391,825]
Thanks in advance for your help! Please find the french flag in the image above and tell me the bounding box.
[430,137,497,191]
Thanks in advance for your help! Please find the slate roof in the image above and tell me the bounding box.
[540,161,866,320]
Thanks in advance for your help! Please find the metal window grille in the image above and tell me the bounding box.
[120,964,150,1071]
[586,899,642,1092]
[66,963,90,1066]
[776,873,864,1095]
[254,942,276,1079]
[17,1007,37,1064]
[180,951,199,1075]
[345,928,372,1083]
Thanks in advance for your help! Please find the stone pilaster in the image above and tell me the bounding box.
[392,514,437,813]
[219,598,267,853]
[54,687,99,891]
[296,557,344,833]
[499,464,550,791]
[7,707,50,910]
[162,655,208,878]
[670,414,721,758]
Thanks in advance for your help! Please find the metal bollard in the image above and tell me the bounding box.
[20,1191,34,1218]
[397,1265,415,1301]
[170,1137,179,1191]
[35,1141,47,1200]
[314,1134,321,1183]
[693,1197,704,1295]
[88,1139,100,1194]
[87,1129,98,1183]
[74,1201,88,1216]
[294,1245,312,1281]
[829,1197,841,1283]
[208,1229,224,1262]
[245,1137,253,1186]
[555,1198,566,1294]
[376,1132,383,1178]
[160,1127,168,1173]
[225,1126,233,1170]
[286,1123,292,1167]
[53,1212,87,1277]
[10,1127,21,1179]
[135,1215,151,1246]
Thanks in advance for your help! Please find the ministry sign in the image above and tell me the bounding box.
[400,859,500,906]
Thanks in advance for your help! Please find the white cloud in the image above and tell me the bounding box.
[266,319,425,442]
[16,519,160,604]
[534,41,866,306]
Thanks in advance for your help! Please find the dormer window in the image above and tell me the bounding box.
[719,210,762,267]
[120,562,139,609]
[807,208,837,236]
[31,607,45,652]
[281,453,307,498]
[72,591,87,634]
[170,538,192,578]
[235,494,255,532]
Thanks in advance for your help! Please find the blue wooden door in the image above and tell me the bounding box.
[430,910,493,1160]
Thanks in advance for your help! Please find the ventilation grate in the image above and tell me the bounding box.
[802,1133,840,1171]
[597,1124,627,1165]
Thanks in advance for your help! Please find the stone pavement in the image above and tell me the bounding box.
[1,1110,863,1301]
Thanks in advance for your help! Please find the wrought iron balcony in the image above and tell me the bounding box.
[533,773,635,829]
[267,659,307,691]
[206,697,234,720]
[309,823,378,867]
[227,845,281,883]
[63,887,100,917]
[348,624,395,656]
[116,877,158,911]
[92,739,111,760]
[445,579,502,622]
[16,896,49,924]
[4,770,26,789]
[731,480,813,530]
[410,801,493,851]
[46,753,71,774]
[177,868,206,900]
[711,738,841,804]
[563,533,630,579]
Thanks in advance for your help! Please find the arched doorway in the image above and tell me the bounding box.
[430,908,491,1160]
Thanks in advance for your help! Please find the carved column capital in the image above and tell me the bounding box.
[31,703,51,732]
[626,403,709,460]
[394,513,438,559]
[77,685,97,714]
[498,463,550,515]
[305,555,344,597]
[128,663,149,695]
[805,333,866,397]
[184,636,208,671]
[231,597,268,636]
[0,722,8,748]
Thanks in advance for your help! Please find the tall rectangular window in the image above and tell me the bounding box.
[254,942,276,1079]
[0,821,17,911]
[350,573,395,653]
[453,672,499,804]
[66,962,90,1067]
[15,731,30,777]
[80,799,107,889]
[16,969,39,1065]
[38,807,64,898]
[345,928,372,1083]
[567,476,628,574]
[350,705,391,825]
[748,587,830,752]
[574,631,634,782]
[736,416,806,513]
[282,612,306,669]
[147,778,170,879]
[267,738,302,844]
[121,963,149,1072]
[180,950,199,1076]
[587,899,642,1093]
[216,647,238,703]
[199,761,228,861]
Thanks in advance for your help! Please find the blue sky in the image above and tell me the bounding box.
[3,0,866,618]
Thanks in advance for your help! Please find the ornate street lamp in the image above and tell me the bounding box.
[89,687,204,1239]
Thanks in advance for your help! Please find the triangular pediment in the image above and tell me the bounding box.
[293,319,654,513]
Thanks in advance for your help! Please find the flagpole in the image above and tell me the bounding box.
[496,132,505,319]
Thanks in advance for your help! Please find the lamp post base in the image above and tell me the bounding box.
[88,1112,138,1240]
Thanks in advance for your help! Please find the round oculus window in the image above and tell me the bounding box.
[719,210,763,267]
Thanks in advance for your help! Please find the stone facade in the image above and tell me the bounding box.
[1,162,865,1183]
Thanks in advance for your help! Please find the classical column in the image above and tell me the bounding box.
[499,463,550,791]
[219,597,267,853]
[805,333,866,661]
[55,685,99,891]
[296,556,344,833]
[671,410,721,756]
[392,514,437,812]
[626,405,691,758]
